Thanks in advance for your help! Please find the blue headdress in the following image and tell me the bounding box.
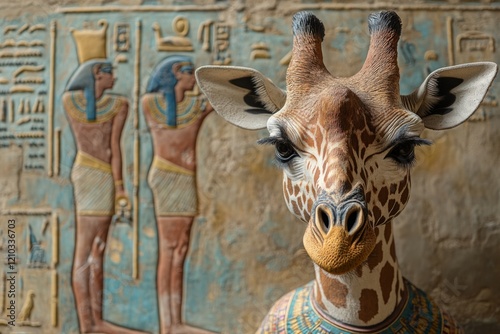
[146,55,193,127]
[65,59,113,121]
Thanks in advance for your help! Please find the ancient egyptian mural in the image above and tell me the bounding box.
[0,1,498,334]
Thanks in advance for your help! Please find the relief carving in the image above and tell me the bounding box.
[142,55,215,334]
[63,21,144,334]
[152,17,194,52]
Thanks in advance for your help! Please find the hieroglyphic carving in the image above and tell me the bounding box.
[152,16,194,52]
[198,20,213,52]
[8,98,13,123]
[446,14,497,119]
[28,24,46,34]
[198,20,231,64]
[0,16,50,174]
[213,23,231,65]
[113,23,130,52]
[0,99,5,122]
[27,225,47,268]
[0,209,58,330]
[3,25,17,35]
[243,14,266,33]
[251,42,271,60]
[17,24,29,35]
[457,31,495,53]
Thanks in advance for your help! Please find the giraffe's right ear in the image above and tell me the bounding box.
[401,62,497,130]
[196,66,286,130]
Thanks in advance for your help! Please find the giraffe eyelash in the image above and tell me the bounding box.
[258,136,299,167]
[385,138,432,168]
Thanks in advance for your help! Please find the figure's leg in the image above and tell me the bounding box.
[169,217,193,326]
[157,217,218,334]
[157,216,178,334]
[72,215,106,333]
[74,215,148,334]
[88,233,107,325]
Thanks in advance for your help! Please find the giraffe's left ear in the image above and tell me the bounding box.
[401,62,497,130]
[196,65,286,130]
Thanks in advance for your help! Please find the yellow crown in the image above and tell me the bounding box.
[71,19,108,63]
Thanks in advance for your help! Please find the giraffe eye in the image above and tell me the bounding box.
[386,142,416,167]
[385,138,431,167]
[275,141,297,163]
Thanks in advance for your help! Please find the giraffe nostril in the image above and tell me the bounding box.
[346,210,359,233]
[345,204,365,236]
[320,209,330,231]
[316,205,332,235]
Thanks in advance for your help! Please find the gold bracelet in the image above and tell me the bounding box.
[115,180,123,187]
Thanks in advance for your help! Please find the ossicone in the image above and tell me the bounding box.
[292,11,325,41]
[367,11,402,37]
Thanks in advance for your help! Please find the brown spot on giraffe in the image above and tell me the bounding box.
[286,179,293,197]
[360,130,373,146]
[360,147,366,159]
[388,198,396,211]
[365,191,371,204]
[360,169,367,181]
[351,133,359,152]
[384,223,392,243]
[297,195,303,208]
[314,168,320,184]
[390,239,396,262]
[351,158,358,175]
[293,184,300,196]
[372,206,382,224]
[378,186,389,206]
[401,186,409,205]
[306,199,313,214]
[291,200,300,216]
[358,289,379,323]
[380,262,395,304]
[390,183,397,193]
[389,201,400,216]
[367,241,383,271]
[398,178,406,192]
[302,208,309,220]
[318,271,348,308]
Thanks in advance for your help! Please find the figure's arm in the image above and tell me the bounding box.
[111,99,129,200]
[141,96,153,127]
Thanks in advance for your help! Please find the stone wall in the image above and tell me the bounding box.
[0,1,498,333]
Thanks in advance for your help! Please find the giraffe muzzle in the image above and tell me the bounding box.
[314,200,366,237]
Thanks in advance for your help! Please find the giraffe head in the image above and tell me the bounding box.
[196,11,497,275]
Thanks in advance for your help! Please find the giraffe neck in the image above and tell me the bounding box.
[311,222,405,327]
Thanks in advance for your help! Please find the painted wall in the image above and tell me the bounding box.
[0,1,498,333]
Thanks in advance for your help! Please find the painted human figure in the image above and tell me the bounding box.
[63,59,144,334]
[142,56,213,334]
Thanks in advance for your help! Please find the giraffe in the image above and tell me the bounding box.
[196,11,497,333]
